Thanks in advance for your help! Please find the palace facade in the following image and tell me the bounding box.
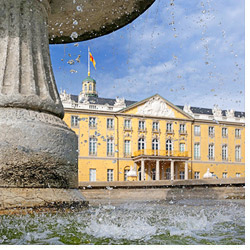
[60,75,245,182]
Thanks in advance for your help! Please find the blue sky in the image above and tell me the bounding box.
[50,0,245,111]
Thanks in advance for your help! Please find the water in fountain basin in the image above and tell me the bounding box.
[0,199,244,245]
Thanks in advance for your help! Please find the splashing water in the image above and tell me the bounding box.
[0,199,244,245]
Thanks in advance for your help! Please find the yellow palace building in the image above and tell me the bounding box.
[60,75,245,182]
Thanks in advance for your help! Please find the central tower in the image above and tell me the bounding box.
[81,76,98,97]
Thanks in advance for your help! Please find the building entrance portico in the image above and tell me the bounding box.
[133,152,190,181]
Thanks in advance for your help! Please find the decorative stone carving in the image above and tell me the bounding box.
[212,104,222,119]
[137,96,175,117]
[183,105,193,116]
[226,109,235,118]
[114,97,126,108]
[203,168,213,179]
[127,166,137,177]
[60,90,72,102]
[78,92,89,104]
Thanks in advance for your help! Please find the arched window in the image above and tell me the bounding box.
[138,138,145,150]
[89,84,92,91]
[124,166,130,181]
[152,138,159,150]
[166,139,173,151]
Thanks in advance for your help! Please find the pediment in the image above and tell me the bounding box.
[136,96,175,118]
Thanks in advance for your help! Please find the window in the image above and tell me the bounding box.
[124,119,131,129]
[236,173,241,178]
[89,84,92,91]
[151,168,156,180]
[179,171,185,180]
[89,117,96,128]
[84,84,87,91]
[89,137,97,155]
[222,128,228,137]
[89,169,96,181]
[124,140,131,156]
[107,138,114,156]
[235,145,241,161]
[107,118,114,129]
[152,138,159,151]
[107,169,114,181]
[179,124,186,133]
[222,172,227,178]
[222,144,228,161]
[166,139,173,151]
[208,144,214,160]
[179,143,185,152]
[124,169,129,181]
[152,122,159,131]
[194,172,200,179]
[209,126,215,136]
[235,129,241,138]
[194,125,201,136]
[138,138,145,150]
[139,121,145,130]
[194,143,200,160]
[71,115,79,127]
[166,123,173,132]
[166,168,171,180]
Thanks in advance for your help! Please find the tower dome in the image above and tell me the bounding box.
[81,76,98,97]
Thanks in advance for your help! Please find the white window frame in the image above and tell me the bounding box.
[124,140,131,156]
[208,144,214,160]
[89,117,97,128]
[166,139,173,151]
[107,138,114,156]
[222,172,227,178]
[138,138,145,150]
[152,138,159,150]
[124,119,131,129]
[89,168,96,181]
[194,125,201,136]
[107,169,114,181]
[194,143,200,160]
[222,144,228,161]
[235,129,241,138]
[139,120,145,130]
[179,143,185,152]
[107,118,114,129]
[152,121,159,131]
[209,126,215,136]
[235,145,241,161]
[71,115,79,127]
[166,123,173,132]
[89,137,97,155]
[194,172,200,179]
[180,124,186,133]
[179,171,185,180]
[222,127,228,137]
[124,169,129,181]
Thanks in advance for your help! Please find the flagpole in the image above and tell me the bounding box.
[88,46,90,76]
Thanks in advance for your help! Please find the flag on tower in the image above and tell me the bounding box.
[89,52,96,69]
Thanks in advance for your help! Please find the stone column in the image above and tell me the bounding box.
[170,160,175,181]
[185,161,189,180]
[141,160,145,181]
[0,0,78,188]
[156,160,160,180]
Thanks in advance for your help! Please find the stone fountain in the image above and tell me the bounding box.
[0,0,155,212]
